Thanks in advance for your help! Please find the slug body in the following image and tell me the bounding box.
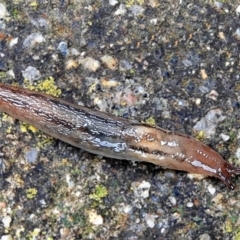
[0,84,239,189]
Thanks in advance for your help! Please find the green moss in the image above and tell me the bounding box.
[89,184,108,202]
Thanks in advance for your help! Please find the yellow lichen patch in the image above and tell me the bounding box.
[27,228,41,239]
[2,113,14,123]
[16,226,25,238]
[195,130,205,141]
[224,218,233,233]
[88,82,98,93]
[20,122,38,133]
[125,0,144,7]
[6,126,13,134]
[234,228,240,240]
[36,136,54,149]
[26,188,38,199]
[29,0,38,8]
[144,117,156,126]
[24,76,61,97]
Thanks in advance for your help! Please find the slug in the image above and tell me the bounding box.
[0,83,239,189]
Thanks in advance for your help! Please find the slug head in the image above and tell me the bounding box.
[217,162,240,190]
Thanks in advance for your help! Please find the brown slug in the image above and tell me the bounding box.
[0,83,239,189]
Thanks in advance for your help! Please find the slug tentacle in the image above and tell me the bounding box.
[0,83,239,189]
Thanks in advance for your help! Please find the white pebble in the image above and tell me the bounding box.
[78,57,100,72]
[123,205,132,214]
[88,210,103,225]
[2,215,11,228]
[1,235,12,240]
[150,18,158,25]
[145,214,158,228]
[186,202,193,208]
[234,28,240,39]
[131,180,151,199]
[220,133,230,142]
[22,66,41,82]
[235,147,240,159]
[66,174,75,189]
[207,184,216,195]
[114,4,127,15]
[23,33,45,49]
[109,0,118,6]
[236,5,240,15]
[9,37,18,48]
[193,109,225,138]
[0,3,8,19]
[168,196,177,206]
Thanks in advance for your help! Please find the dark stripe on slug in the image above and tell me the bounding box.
[128,144,170,157]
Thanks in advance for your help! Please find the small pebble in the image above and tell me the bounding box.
[145,214,158,228]
[235,147,240,159]
[60,228,70,238]
[57,41,69,56]
[24,148,39,164]
[212,193,223,204]
[236,5,240,15]
[109,0,118,6]
[193,109,225,138]
[220,133,230,142]
[22,66,41,82]
[207,184,216,195]
[206,90,219,101]
[66,174,75,189]
[123,205,132,214]
[186,202,193,208]
[0,3,8,19]
[129,5,144,16]
[23,32,45,48]
[114,4,127,15]
[1,235,12,240]
[198,233,211,240]
[150,18,158,25]
[100,78,119,87]
[214,1,223,10]
[9,37,18,48]
[195,98,201,105]
[101,55,117,70]
[131,180,151,199]
[168,196,177,206]
[200,69,208,79]
[65,59,78,70]
[79,57,100,72]
[2,215,11,228]
[234,28,240,40]
[88,210,103,225]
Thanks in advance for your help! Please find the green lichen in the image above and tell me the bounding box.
[89,184,108,202]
